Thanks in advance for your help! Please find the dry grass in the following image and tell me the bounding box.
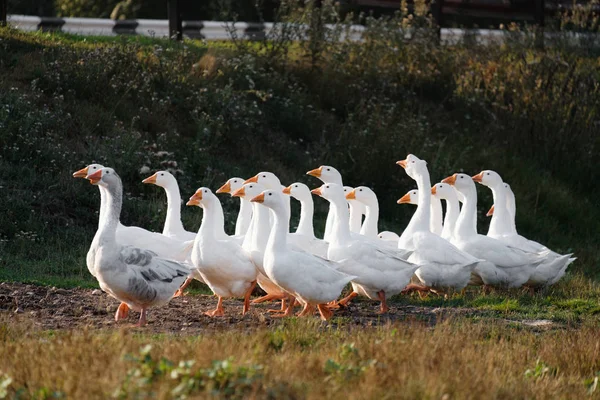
[1,317,600,399]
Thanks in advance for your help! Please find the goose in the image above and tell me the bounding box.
[395,155,479,295]
[73,165,193,265]
[306,166,344,241]
[84,168,191,326]
[441,173,546,288]
[344,186,366,234]
[397,188,444,242]
[244,172,291,221]
[252,189,356,320]
[187,187,258,317]
[313,183,419,312]
[142,170,196,241]
[232,183,287,307]
[216,177,253,237]
[475,172,574,288]
[283,182,329,258]
[431,183,461,241]
[346,186,379,238]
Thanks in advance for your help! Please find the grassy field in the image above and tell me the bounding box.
[1,4,600,398]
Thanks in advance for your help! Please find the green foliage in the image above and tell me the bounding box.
[324,343,377,383]
[524,359,558,380]
[114,345,267,399]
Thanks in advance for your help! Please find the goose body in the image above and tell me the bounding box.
[253,190,355,320]
[84,167,191,326]
[187,187,258,316]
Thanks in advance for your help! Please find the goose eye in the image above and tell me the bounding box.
[486,173,489,175]
[326,185,329,188]
[460,176,463,179]
[412,161,415,163]
[160,173,164,176]
[262,175,266,178]
[359,189,363,191]
[268,193,272,196]
[327,168,331,171]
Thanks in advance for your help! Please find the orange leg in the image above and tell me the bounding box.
[270,295,296,318]
[401,283,431,296]
[174,277,193,297]
[115,302,130,322]
[337,291,358,307]
[205,296,225,317]
[242,280,257,315]
[297,302,316,317]
[267,298,287,313]
[134,309,148,327]
[377,290,389,314]
[252,293,285,304]
[317,304,334,320]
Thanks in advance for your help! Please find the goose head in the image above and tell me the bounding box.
[283,182,312,202]
[186,187,217,208]
[431,183,457,201]
[142,170,177,188]
[441,173,475,195]
[231,182,267,201]
[306,165,343,184]
[472,170,503,189]
[87,167,120,188]
[397,189,419,205]
[216,177,245,196]
[346,186,377,207]
[396,154,427,181]
[378,231,400,241]
[250,189,285,212]
[244,172,282,189]
[311,183,346,205]
[73,163,104,179]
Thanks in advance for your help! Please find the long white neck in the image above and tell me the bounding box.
[348,202,363,233]
[295,197,316,238]
[330,197,353,246]
[235,198,253,236]
[401,172,431,247]
[359,201,379,238]
[440,194,460,240]
[487,183,512,237]
[96,183,122,245]
[163,182,186,236]
[97,186,108,228]
[324,177,344,241]
[248,202,271,251]
[266,204,289,255]
[455,185,478,238]
[198,199,227,241]
[430,195,443,235]
[506,189,517,234]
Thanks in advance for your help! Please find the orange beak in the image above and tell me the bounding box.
[142,173,158,185]
[431,185,437,195]
[72,166,89,178]
[87,169,102,185]
[345,189,356,200]
[186,190,203,206]
[441,174,457,185]
[396,159,408,169]
[282,186,292,195]
[311,187,323,196]
[486,205,495,217]
[231,187,245,198]
[244,175,259,184]
[216,181,231,194]
[251,193,265,203]
[397,192,411,204]
[472,172,484,183]
[306,167,323,178]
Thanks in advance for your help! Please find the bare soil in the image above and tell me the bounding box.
[0,282,480,333]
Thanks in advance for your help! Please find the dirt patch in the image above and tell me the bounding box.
[0,282,479,333]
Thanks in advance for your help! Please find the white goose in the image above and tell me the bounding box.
[397,188,444,243]
[346,186,380,239]
[442,173,546,288]
[216,177,253,237]
[378,231,400,243]
[431,182,461,242]
[395,155,479,294]
[73,165,193,265]
[283,182,329,258]
[232,183,287,307]
[85,168,191,326]
[475,172,574,288]
[344,186,366,234]
[187,187,258,317]
[314,183,419,313]
[142,170,197,241]
[252,189,355,320]
[306,166,344,241]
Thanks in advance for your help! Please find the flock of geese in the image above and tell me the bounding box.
[72,154,575,326]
